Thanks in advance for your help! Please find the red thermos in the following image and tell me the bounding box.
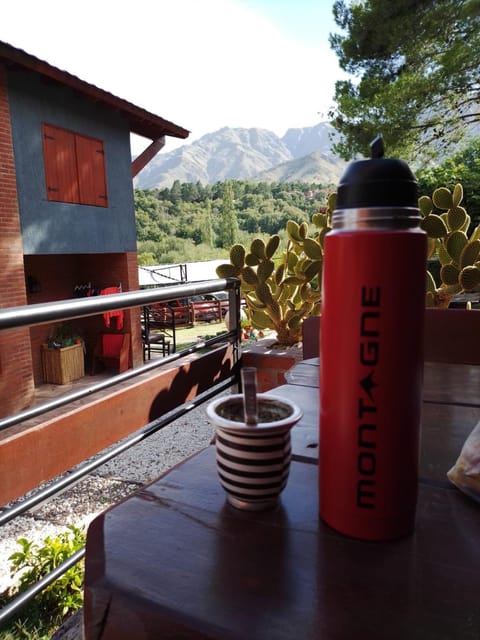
[319,136,427,541]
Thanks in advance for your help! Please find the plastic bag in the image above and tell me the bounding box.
[447,421,480,503]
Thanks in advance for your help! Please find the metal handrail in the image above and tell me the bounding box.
[0,278,239,331]
[0,277,240,432]
[0,277,242,627]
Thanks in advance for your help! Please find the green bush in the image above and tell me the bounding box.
[0,525,86,639]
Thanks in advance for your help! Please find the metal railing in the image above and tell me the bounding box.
[0,277,242,627]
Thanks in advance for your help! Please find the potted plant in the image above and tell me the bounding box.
[420,183,480,307]
[418,183,480,363]
[46,323,83,349]
[216,194,335,347]
[215,195,334,391]
[42,324,85,384]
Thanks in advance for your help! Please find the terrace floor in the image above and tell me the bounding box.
[21,351,172,430]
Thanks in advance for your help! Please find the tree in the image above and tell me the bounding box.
[169,179,182,204]
[219,182,239,248]
[201,198,214,247]
[134,180,330,264]
[329,0,480,161]
[417,137,480,223]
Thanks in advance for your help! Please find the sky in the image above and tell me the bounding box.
[0,0,347,156]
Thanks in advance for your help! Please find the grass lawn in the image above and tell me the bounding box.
[174,321,276,350]
[175,320,229,349]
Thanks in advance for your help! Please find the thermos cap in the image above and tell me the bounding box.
[336,135,418,209]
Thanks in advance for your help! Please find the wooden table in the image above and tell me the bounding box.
[83,360,480,640]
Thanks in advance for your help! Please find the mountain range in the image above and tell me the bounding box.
[134,122,346,189]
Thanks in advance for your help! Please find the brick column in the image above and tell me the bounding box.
[0,64,35,416]
[125,251,143,367]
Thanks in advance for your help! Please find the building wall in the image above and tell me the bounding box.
[0,62,144,410]
[7,68,137,255]
[0,64,35,415]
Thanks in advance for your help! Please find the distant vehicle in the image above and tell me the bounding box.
[203,292,228,301]
[150,294,229,326]
[189,295,224,322]
[149,300,193,327]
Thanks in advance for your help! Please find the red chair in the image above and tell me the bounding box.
[91,333,130,375]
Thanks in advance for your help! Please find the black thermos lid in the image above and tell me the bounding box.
[336,135,418,209]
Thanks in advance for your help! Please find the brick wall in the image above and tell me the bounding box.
[0,64,35,416]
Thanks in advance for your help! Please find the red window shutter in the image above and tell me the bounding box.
[42,124,80,203]
[76,135,108,207]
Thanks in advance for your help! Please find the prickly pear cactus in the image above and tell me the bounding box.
[216,196,334,344]
[421,183,480,307]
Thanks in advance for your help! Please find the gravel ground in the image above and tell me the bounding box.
[0,399,222,595]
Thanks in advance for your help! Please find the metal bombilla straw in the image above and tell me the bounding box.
[241,367,258,425]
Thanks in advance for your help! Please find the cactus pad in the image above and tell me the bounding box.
[265,235,280,259]
[452,183,464,207]
[432,187,453,210]
[460,240,480,268]
[250,238,266,259]
[303,260,322,281]
[298,222,308,240]
[216,264,239,278]
[230,244,246,268]
[283,275,305,285]
[303,238,323,260]
[327,192,337,211]
[312,212,329,228]
[255,282,274,305]
[286,220,302,241]
[241,266,259,286]
[446,231,468,262]
[257,260,275,282]
[459,265,480,291]
[440,263,460,286]
[447,206,468,231]
[418,196,433,217]
[245,253,261,266]
[274,263,285,285]
[421,214,448,238]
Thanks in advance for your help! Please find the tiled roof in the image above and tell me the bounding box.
[0,40,190,142]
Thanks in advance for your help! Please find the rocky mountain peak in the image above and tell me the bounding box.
[134,122,345,189]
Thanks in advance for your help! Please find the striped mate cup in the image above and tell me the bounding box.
[206,394,303,511]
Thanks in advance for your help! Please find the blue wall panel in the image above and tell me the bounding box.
[8,70,137,254]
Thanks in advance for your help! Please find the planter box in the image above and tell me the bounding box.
[302,309,480,365]
[242,338,304,392]
[424,308,480,364]
[41,342,85,384]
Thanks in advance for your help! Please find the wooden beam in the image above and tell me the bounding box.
[131,137,166,177]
